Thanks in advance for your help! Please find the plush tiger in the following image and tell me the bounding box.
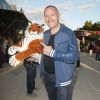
[8,23,44,67]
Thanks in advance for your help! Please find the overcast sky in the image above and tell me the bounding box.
[6,0,100,30]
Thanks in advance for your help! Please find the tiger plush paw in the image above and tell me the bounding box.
[8,46,20,55]
[9,55,21,67]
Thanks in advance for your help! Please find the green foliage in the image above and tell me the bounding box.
[92,22,100,31]
[79,21,100,31]
[83,21,93,30]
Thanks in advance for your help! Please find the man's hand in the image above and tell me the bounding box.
[40,42,52,56]
[27,56,35,61]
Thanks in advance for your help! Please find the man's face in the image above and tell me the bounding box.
[44,7,60,29]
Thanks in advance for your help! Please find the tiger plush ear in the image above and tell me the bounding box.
[28,23,44,34]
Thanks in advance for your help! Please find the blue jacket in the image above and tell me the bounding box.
[40,24,79,87]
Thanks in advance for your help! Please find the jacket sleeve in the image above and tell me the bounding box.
[49,31,79,64]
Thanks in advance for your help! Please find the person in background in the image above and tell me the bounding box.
[0,36,4,67]
[0,44,4,68]
[40,5,79,100]
[24,56,39,97]
[95,45,100,61]
[88,42,94,56]
[3,36,9,62]
[76,38,80,69]
[95,38,100,61]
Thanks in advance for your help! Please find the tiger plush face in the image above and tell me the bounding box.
[28,23,44,34]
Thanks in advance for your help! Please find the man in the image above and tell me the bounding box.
[40,5,79,100]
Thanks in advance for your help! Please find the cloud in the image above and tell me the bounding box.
[78,4,97,10]
[80,0,100,4]
[56,3,70,11]
[24,8,44,23]
[55,1,73,14]
[78,0,100,10]
[25,8,43,15]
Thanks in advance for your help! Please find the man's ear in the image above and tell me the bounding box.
[58,12,60,19]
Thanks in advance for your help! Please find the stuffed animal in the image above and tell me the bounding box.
[8,23,44,67]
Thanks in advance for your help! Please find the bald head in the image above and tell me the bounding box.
[44,5,59,15]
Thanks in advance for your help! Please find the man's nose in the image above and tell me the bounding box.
[48,17,52,21]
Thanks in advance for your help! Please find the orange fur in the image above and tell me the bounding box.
[15,39,43,60]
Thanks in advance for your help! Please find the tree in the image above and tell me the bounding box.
[78,21,100,31]
[92,22,100,31]
[83,21,93,30]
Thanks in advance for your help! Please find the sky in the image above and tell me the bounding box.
[6,0,100,30]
